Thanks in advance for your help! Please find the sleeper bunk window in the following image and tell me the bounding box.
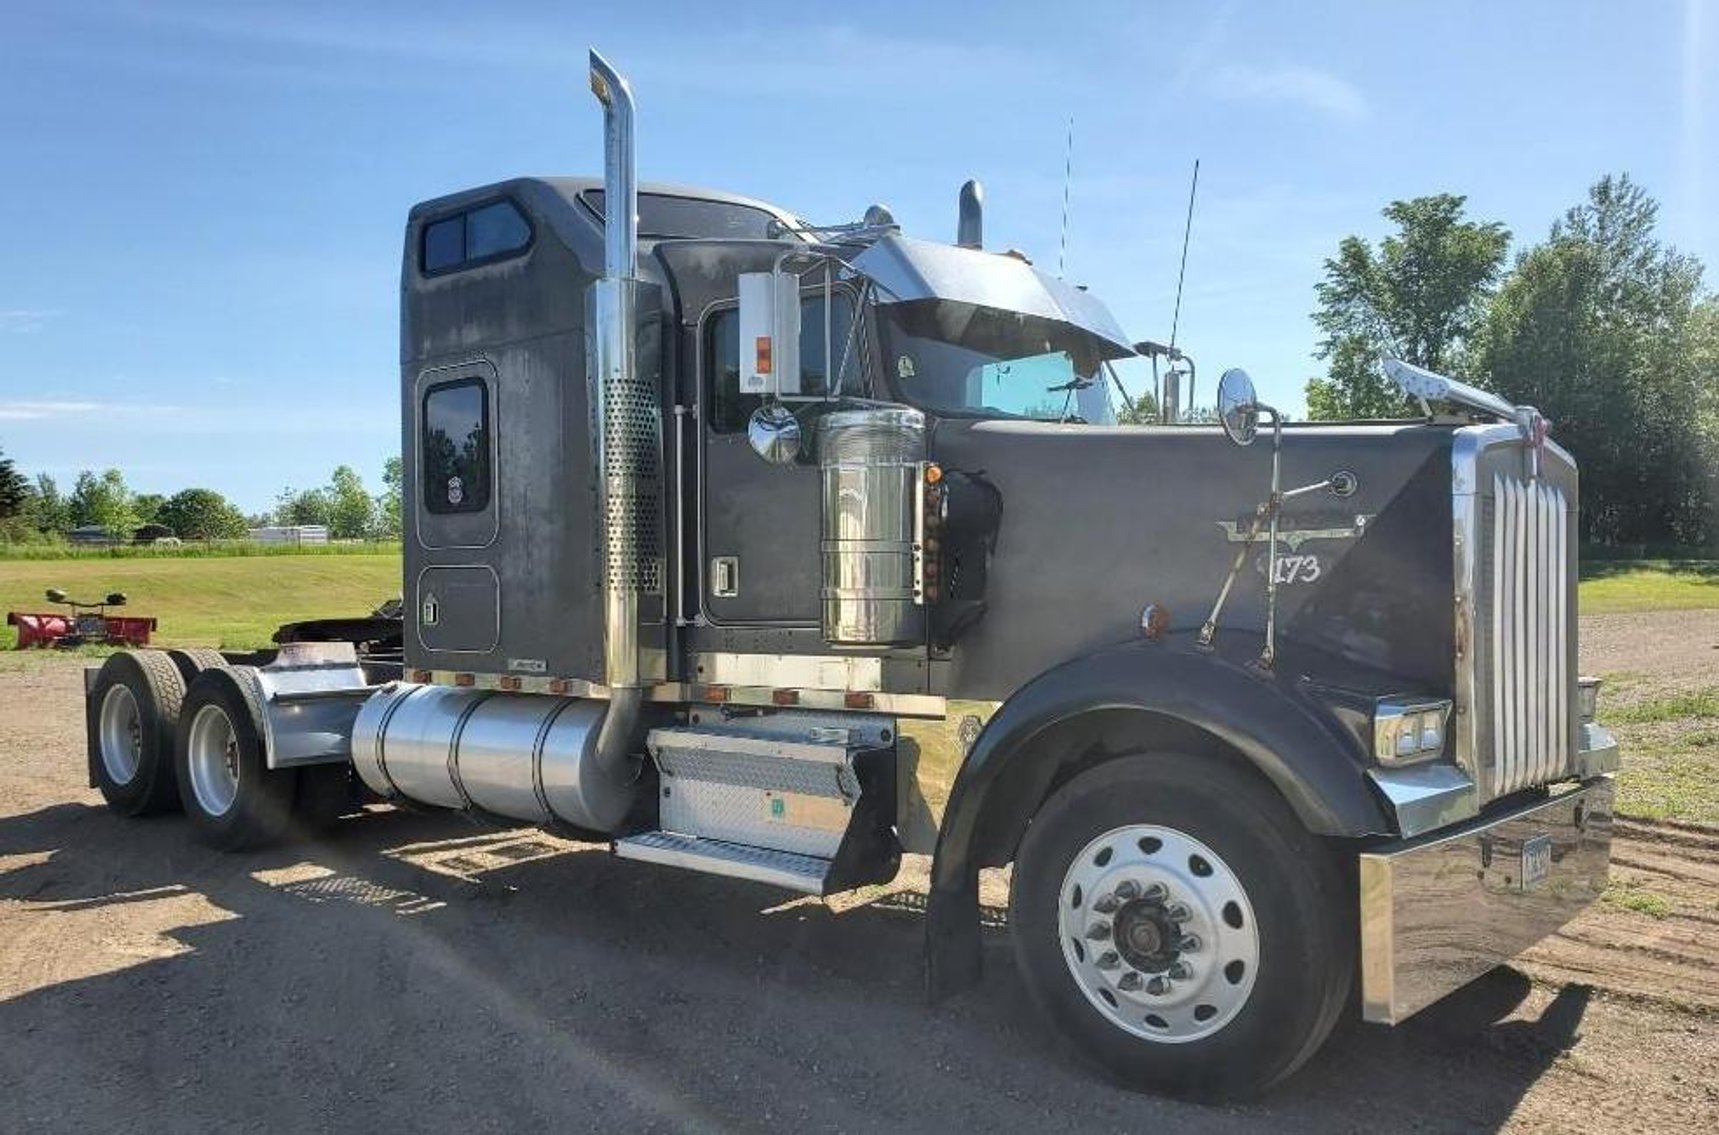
[422,379,491,514]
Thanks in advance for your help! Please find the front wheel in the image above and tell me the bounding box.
[1009,753,1353,1101]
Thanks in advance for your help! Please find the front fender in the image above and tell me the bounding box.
[925,639,1391,999]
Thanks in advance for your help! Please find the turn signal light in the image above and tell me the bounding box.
[1577,676,1602,723]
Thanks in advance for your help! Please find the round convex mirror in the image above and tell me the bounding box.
[748,403,802,465]
[1217,368,1259,446]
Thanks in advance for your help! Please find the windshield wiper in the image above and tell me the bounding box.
[1044,375,1097,393]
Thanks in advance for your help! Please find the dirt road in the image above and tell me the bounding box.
[1,624,1714,1133]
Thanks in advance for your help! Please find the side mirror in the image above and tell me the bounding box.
[1217,368,1259,446]
[105,592,128,606]
[45,588,67,604]
[747,404,802,465]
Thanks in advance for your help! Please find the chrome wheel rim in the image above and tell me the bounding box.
[1058,824,1260,1044]
[186,704,241,817]
[98,684,143,786]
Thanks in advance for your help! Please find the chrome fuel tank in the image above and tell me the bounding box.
[351,683,633,832]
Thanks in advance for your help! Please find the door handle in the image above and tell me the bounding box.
[711,556,739,598]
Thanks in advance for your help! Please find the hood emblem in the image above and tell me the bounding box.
[1216,513,1373,551]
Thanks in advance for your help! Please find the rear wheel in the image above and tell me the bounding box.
[175,670,298,850]
[166,648,228,688]
[1009,753,1353,1101]
[87,651,186,817]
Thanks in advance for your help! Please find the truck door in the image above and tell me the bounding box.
[698,289,859,625]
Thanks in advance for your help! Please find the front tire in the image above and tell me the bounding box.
[175,669,298,850]
[1009,753,1352,1101]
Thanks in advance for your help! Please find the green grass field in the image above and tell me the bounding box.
[1578,559,1719,613]
[1,553,402,650]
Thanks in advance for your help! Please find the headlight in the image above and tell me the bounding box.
[1374,698,1453,765]
[1577,676,1602,723]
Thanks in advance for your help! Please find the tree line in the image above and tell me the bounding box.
[1305,173,1717,548]
[0,456,403,544]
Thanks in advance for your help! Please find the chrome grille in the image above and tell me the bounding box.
[1485,474,1570,796]
[1456,423,1579,802]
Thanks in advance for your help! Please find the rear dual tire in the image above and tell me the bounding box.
[175,669,298,851]
[88,651,186,817]
[1010,753,1353,1101]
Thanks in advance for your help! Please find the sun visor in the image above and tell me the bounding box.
[850,234,1136,359]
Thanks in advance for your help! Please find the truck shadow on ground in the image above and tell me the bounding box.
[0,801,1593,1133]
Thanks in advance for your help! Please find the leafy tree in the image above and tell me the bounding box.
[0,446,27,520]
[157,488,249,540]
[274,466,384,537]
[132,492,165,528]
[1114,386,1161,425]
[275,486,334,528]
[376,456,403,539]
[70,468,139,538]
[1305,195,1510,420]
[32,474,72,535]
[328,464,377,539]
[1474,174,1713,545]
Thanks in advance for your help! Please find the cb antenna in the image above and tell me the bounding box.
[1169,158,1200,351]
[1058,116,1074,276]
[1161,158,1201,418]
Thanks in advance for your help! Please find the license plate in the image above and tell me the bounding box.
[1520,833,1553,891]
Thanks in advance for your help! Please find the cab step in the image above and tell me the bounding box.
[614,715,902,894]
[613,830,831,894]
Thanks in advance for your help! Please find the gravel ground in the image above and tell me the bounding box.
[1581,610,1719,705]
[1,636,1714,1133]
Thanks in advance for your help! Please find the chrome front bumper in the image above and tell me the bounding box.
[1359,775,1614,1024]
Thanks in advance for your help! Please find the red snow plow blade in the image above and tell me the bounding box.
[7,609,157,649]
[9,587,157,649]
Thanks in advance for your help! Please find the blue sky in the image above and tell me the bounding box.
[2,0,1711,512]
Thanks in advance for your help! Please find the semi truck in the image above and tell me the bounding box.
[81,50,1619,1101]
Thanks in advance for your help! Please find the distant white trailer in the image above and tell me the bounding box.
[248,525,330,546]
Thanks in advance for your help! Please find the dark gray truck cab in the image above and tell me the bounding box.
[84,52,1619,1102]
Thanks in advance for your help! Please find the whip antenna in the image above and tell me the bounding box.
[1169,158,1199,349]
[1058,116,1074,276]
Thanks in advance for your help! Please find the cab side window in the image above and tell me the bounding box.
[706,293,860,433]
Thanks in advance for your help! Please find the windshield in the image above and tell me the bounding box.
[877,300,1116,423]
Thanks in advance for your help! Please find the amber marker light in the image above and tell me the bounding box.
[1140,604,1170,640]
[925,463,944,484]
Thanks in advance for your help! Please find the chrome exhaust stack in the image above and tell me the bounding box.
[583,48,661,824]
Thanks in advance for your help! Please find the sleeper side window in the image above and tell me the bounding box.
[419,199,532,275]
[422,379,491,514]
[706,292,859,434]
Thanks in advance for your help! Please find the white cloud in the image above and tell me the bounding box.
[0,400,109,420]
[1211,64,1370,123]
[0,310,60,333]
